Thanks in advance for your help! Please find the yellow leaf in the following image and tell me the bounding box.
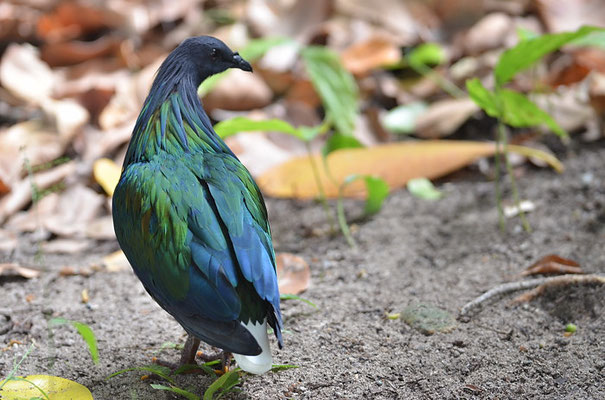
[93,158,121,196]
[0,375,93,400]
[257,140,563,199]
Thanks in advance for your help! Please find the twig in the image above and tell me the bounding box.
[458,274,605,320]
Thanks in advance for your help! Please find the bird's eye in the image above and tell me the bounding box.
[210,48,218,59]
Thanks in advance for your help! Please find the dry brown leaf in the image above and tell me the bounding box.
[203,69,273,112]
[37,2,116,43]
[0,162,76,224]
[247,0,332,40]
[535,0,605,33]
[0,230,18,252]
[103,250,130,272]
[42,239,91,254]
[85,216,116,240]
[40,36,122,67]
[0,43,56,104]
[522,255,583,276]
[276,253,311,295]
[257,140,563,199]
[0,121,64,189]
[42,185,105,237]
[415,98,479,139]
[335,0,420,44]
[463,13,513,56]
[341,36,401,76]
[94,158,122,196]
[0,263,40,279]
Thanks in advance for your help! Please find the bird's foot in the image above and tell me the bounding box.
[150,335,232,375]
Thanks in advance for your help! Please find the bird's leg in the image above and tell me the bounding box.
[179,335,201,366]
[220,352,233,375]
[152,335,201,371]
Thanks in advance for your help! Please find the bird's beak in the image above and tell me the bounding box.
[233,52,253,72]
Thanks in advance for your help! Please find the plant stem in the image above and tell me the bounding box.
[494,127,505,231]
[305,142,335,232]
[336,186,357,247]
[499,123,531,232]
[409,61,465,98]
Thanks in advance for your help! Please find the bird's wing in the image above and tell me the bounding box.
[113,156,262,354]
[113,151,282,351]
[201,154,282,336]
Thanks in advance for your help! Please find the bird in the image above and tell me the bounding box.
[112,36,283,375]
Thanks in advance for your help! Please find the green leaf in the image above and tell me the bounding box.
[106,365,175,384]
[270,364,299,372]
[382,102,428,134]
[499,89,567,138]
[571,31,605,49]
[302,46,359,136]
[72,322,99,365]
[495,25,604,85]
[516,27,539,41]
[344,175,390,215]
[213,117,300,139]
[48,318,98,365]
[466,78,499,117]
[407,178,442,200]
[408,43,446,67]
[152,384,200,400]
[322,133,364,157]
[239,37,291,62]
[279,294,318,308]
[203,369,241,400]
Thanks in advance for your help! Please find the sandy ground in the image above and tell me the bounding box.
[1,142,604,399]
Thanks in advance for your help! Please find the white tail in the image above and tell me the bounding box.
[233,319,272,374]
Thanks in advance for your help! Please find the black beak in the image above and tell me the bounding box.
[233,52,252,72]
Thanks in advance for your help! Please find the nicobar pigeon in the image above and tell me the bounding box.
[112,36,283,375]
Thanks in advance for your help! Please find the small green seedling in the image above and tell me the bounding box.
[466,25,605,230]
[48,318,98,365]
[565,323,577,333]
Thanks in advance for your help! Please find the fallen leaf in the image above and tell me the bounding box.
[381,102,428,135]
[40,36,122,67]
[103,250,130,272]
[257,140,563,199]
[0,230,18,252]
[407,178,443,200]
[85,216,116,240]
[0,161,76,224]
[415,98,479,139]
[81,289,89,303]
[37,2,115,42]
[0,375,93,400]
[0,263,40,279]
[522,255,583,276]
[203,69,273,112]
[43,239,91,254]
[42,185,105,237]
[464,13,513,55]
[535,0,605,33]
[0,43,56,104]
[94,158,122,196]
[276,253,311,295]
[341,36,401,76]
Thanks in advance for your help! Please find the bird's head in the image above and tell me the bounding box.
[175,36,252,82]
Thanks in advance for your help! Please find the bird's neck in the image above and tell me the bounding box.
[123,71,231,166]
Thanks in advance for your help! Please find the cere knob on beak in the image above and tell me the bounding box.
[233,52,253,72]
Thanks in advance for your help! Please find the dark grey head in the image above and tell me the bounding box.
[178,36,251,79]
[154,36,252,91]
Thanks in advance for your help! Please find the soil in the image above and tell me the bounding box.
[1,143,604,400]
